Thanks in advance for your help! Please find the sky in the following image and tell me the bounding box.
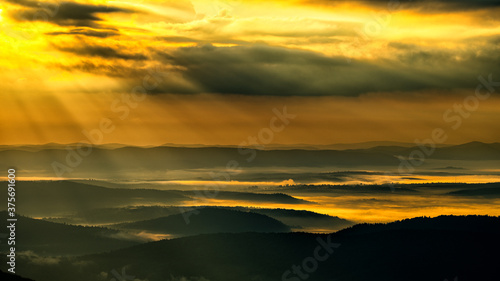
[0,0,499,146]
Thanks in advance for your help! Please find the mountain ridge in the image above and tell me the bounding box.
[9,215,499,281]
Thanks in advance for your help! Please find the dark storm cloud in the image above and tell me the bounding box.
[160,36,202,43]
[309,0,500,12]
[52,38,500,96]
[8,0,133,27]
[46,28,120,38]
[389,40,500,69]
[54,60,147,78]
[488,35,500,45]
[147,43,499,96]
[57,45,148,61]
[5,0,40,8]
[158,36,249,45]
[413,0,500,11]
[387,42,417,51]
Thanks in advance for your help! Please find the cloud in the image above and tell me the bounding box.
[51,39,500,97]
[133,0,197,24]
[56,44,148,61]
[159,36,249,46]
[8,0,133,27]
[54,60,146,77]
[147,42,500,96]
[46,28,120,38]
[411,0,500,12]
[18,251,61,265]
[160,36,202,43]
[20,0,495,98]
[304,0,500,12]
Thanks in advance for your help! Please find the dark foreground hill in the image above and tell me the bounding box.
[8,215,500,281]
[0,271,34,281]
[114,208,291,236]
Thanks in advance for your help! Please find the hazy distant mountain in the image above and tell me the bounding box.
[0,143,133,152]
[161,141,450,150]
[114,208,291,236]
[1,142,497,179]
[309,141,451,150]
[0,211,140,256]
[0,146,401,176]
[359,141,500,160]
[11,215,499,281]
[274,183,418,193]
[428,141,500,160]
[0,141,448,152]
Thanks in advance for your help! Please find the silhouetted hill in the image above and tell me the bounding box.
[0,181,188,217]
[0,181,308,217]
[275,183,418,193]
[0,271,34,281]
[10,215,500,281]
[44,206,349,232]
[448,183,500,197]
[211,191,311,204]
[337,215,500,235]
[44,206,352,233]
[0,211,140,256]
[46,206,183,224]
[114,208,291,236]
[222,207,354,231]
